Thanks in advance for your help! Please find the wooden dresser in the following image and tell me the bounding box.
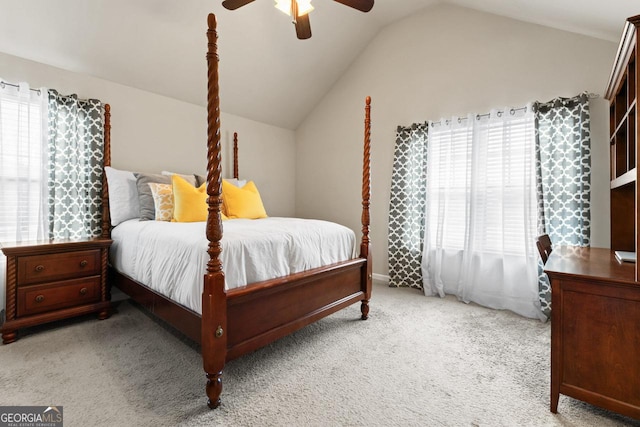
[1,238,112,344]
[545,246,640,419]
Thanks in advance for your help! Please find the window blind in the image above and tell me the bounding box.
[426,110,536,256]
[0,82,48,243]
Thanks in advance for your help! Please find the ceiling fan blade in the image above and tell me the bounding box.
[295,14,312,39]
[333,0,374,12]
[222,0,256,10]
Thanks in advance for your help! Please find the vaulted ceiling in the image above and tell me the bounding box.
[0,0,637,129]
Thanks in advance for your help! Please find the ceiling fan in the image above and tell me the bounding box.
[222,0,374,39]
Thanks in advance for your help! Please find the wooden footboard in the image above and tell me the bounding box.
[226,259,366,359]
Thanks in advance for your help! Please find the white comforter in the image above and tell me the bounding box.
[110,217,357,314]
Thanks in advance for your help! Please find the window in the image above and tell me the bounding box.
[427,122,472,251]
[426,111,537,256]
[423,107,542,319]
[390,94,589,319]
[0,82,48,243]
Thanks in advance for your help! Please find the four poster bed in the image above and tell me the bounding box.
[106,13,372,408]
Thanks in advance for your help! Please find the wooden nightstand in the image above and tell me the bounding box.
[1,238,112,344]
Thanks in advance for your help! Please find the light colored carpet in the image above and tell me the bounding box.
[0,282,638,427]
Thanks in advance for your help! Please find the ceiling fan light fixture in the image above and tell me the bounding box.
[275,0,314,16]
[227,0,373,40]
[297,0,314,15]
[274,0,290,14]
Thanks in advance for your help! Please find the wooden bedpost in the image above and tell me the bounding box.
[101,104,111,239]
[203,13,228,410]
[360,96,372,320]
[99,103,112,319]
[233,132,239,179]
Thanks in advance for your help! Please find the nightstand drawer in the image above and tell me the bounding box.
[17,276,101,317]
[17,249,101,285]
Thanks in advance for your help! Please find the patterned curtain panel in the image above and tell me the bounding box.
[48,91,104,239]
[533,93,591,318]
[388,123,428,289]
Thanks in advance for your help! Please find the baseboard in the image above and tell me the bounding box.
[372,273,389,284]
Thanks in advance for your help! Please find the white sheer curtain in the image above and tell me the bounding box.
[422,106,544,320]
[0,80,48,319]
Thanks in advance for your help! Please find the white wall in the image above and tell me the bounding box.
[295,4,617,277]
[220,113,296,216]
[0,51,295,217]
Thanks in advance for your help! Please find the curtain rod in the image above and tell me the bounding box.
[0,80,43,95]
[428,92,600,127]
[430,106,529,127]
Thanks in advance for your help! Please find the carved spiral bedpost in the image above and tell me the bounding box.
[233,132,239,179]
[2,255,17,343]
[203,13,228,410]
[99,104,112,315]
[360,96,372,320]
[101,104,111,239]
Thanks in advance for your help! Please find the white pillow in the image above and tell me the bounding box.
[192,176,248,187]
[161,170,197,186]
[224,178,247,188]
[104,166,140,226]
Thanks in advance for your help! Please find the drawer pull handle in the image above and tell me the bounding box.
[79,260,88,268]
[35,295,45,303]
[79,287,88,296]
[34,265,45,272]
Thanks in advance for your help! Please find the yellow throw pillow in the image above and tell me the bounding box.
[172,175,208,222]
[222,180,268,219]
[148,182,174,221]
[172,175,229,222]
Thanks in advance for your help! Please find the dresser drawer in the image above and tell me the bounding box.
[17,276,101,317]
[17,249,101,285]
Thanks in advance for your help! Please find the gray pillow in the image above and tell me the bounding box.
[134,173,197,220]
